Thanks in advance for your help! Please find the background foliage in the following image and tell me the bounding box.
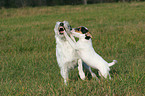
[0,2,145,95]
[0,0,145,8]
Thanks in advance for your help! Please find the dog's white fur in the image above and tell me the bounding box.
[54,22,97,84]
[64,27,117,79]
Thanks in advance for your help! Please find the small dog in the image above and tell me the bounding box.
[54,22,96,84]
[64,26,117,79]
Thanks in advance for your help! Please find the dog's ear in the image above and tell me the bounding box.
[69,25,72,31]
[63,21,72,32]
[85,36,91,40]
[85,32,92,40]
[81,27,88,34]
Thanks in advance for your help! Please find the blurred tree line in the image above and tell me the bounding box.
[0,0,144,8]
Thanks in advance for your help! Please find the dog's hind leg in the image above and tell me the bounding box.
[83,63,98,79]
[78,59,85,80]
[109,73,111,79]
[88,67,98,79]
[99,68,111,79]
[60,67,68,85]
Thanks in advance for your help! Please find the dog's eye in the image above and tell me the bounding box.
[75,28,81,31]
[60,23,64,26]
[78,28,80,31]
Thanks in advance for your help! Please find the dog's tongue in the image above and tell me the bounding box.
[60,31,63,34]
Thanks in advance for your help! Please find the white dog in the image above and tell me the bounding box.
[64,26,117,79]
[54,22,97,84]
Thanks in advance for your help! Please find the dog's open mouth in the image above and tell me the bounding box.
[59,26,64,35]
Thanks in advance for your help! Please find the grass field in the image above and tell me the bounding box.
[0,2,145,95]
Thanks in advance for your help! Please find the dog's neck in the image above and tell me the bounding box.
[77,37,93,50]
[79,37,91,42]
[78,38,92,47]
[55,34,67,41]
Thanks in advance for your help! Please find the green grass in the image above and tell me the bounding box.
[0,2,145,95]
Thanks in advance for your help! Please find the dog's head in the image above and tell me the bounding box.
[71,26,92,40]
[54,21,72,37]
[54,22,65,36]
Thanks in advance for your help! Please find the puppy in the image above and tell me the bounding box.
[64,26,117,79]
[54,22,97,84]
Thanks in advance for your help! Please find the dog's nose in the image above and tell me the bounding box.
[60,23,64,26]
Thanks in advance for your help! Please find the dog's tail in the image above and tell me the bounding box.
[108,60,117,67]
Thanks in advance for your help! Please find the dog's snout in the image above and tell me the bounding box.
[60,23,64,26]
[74,28,80,31]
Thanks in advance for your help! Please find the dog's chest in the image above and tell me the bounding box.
[56,40,78,62]
[76,40,96,59]
[77,40,93,51]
